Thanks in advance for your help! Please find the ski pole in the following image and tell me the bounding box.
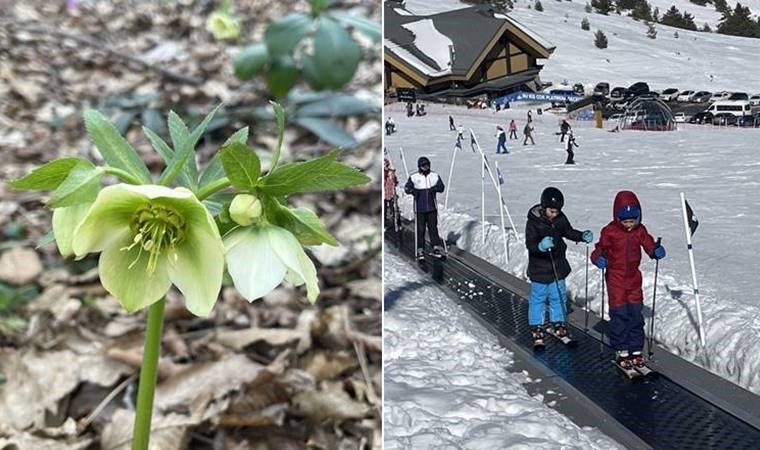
[584,244,590,333]
[599,250,606,354]
[547,248,568,328]
[647,237,663,358]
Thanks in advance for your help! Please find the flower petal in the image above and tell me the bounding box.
[72,184,148,256]
[52,203,92,257]
[169,223,225,317]
[267,226,319,303]
[99,231,172,312]
[224,227,286,302]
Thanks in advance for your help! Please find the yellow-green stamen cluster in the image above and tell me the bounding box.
[121,204,186,273]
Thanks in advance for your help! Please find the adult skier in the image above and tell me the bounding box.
[495,126,509,154]
[404,156,445,259]
[523,122,535,145]
[565,132,579,164]
[449,115,456,131]
[559,120,571,142]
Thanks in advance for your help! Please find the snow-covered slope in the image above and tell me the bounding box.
[384,249,623,449]
[403,0,760,92]
[385,104,760,395]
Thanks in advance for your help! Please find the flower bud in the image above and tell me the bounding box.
[229,194,262,226]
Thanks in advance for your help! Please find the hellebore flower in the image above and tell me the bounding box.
[229,194,262,226]
[72,184,225,316]
[224,224,319,303]
[52,203,92,257]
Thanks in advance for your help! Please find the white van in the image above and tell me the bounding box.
[705,100,752,117]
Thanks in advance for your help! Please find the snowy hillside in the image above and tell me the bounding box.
[403,0,760,92]
[385,104,760,395]
[384,249,623,449]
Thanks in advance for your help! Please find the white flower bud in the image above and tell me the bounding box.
[229,194,262,226]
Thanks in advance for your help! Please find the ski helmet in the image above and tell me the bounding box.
[417,156,430,168]
[540,187,564,210]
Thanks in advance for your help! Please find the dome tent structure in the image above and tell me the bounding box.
[619,97,676,131]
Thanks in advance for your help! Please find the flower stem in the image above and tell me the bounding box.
[104,167,143,185]
[132,298,165,450]
[197,177,231,200]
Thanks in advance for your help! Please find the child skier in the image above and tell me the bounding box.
[508,119,518,139]
[565,131,578,164]
[591,191,666,369]
[523,122,535,145]
[525,187,593,343]
[495,126,509,154]
[559,120,571,142]
[383,156,398,229]
[404,156,445,259]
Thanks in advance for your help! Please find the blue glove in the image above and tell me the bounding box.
[653,245,666,260]
[538,236,554,252]
[582,230,593,243]
[595,256,607,269]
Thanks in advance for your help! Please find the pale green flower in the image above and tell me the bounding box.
[229,194,262,226]
[224,224,319,303]
[52,203,92,257]
[206,11,241,41]
[72,184,225,316]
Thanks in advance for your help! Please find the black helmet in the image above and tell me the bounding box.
[417,156,430,168]
[540,187,564,210]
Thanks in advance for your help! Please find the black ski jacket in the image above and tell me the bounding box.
[525,204,584,283]
[405,171,445,213]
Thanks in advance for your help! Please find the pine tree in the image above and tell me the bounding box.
[690,0,708,5]
[535,0,544,11]
[462,0,514,12]
[647,22,658,38]
[585,2,592,12]
[591,0,614,15]
[674,30,679,38]
[717,3,760,38]
[632,0,653,21]
[713,0,729,14]
[594,29,609,48]
[653,7,660,21]
[703,22,712,32]
[582,17,591,30]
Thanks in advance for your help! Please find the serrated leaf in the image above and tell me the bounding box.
[8,158,83,190]
[259,150,369,197]
[142,126,175,163]
[199,127,249,191]
[160,105,221,186]
[83,110,151,184]
[220,142,261,191]
[262,197,336,246]
[326,12,381,42]
[296,94,379,117]
[234,43,269,80]
[264,13,311,56]
[48,161,104,208]
[294,117,358,148]
[266,56,299,98]
[312,17,361,90]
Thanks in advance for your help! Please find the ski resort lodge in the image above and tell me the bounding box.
[384,3,555,99]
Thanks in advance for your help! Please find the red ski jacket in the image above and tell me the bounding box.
[590,191,657,307]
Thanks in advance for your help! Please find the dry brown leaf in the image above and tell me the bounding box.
[215,327,302,350]
[0,247,42,285]
[304,351,358,381]
[100,408,196,450]
[345,278,381,302]
[0,428,91,450]
[292,381,370,421]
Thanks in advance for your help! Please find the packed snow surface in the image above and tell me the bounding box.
[385,104,760,395]
[383,249,623,449]
[401,19,453,73]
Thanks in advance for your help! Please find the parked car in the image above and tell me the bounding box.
[624,82,650,101]
[676,90,695,102]
[610,86,626,101]
[705,100,753,117]
[593,82,610,96]
[750,95,760,106]
[573,83,586,96]
[673,112,691,123]
[737,115,756,127]
[689,112,713,124]
[713,113,738,126]
[728,92,749,100]
[660,88,680,101]
[689,91,712,103]
[711,91,731,102]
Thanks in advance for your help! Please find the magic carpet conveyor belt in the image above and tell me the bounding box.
[386,224,760,450]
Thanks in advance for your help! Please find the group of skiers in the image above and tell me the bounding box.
[384,154,666,370]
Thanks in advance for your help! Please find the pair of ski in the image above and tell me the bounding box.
[613,359,654,379]
[533,327,575,348]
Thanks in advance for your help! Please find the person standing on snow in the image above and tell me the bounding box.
[508,119,518,139]
[383,156,398,228]
[404,156,445,259]
[525,187,593,343]
[449,115,456,131]
[385,117,396,135]
[527,110,533,124]
[591,191,666,369]
[495,125,509,154]
[559,119,571,142]
[565,132,579,164]
[523,122,535,145]
[456,124,465,143]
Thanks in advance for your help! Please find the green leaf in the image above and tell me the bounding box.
[234,43,269,80]
[83,110,152,184]
[264,13,311,56]
[301,53,328,91]
[271,102,285,169]
[262,197,337,246]
[167,111,197,189]
[48,161,104,208]
[160,105,221,186]
[293,117,358,148]
[326,12,381,42]
[312,17,361,90]
[220,142,261,191]
[199,127,249,191]
[259,150,369,197]
[310,0,336,16]
[266,56,299,98]
[142,126,175,163]
[296,93,379,117]
[8,158,83,191]
[36,229,56,249]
